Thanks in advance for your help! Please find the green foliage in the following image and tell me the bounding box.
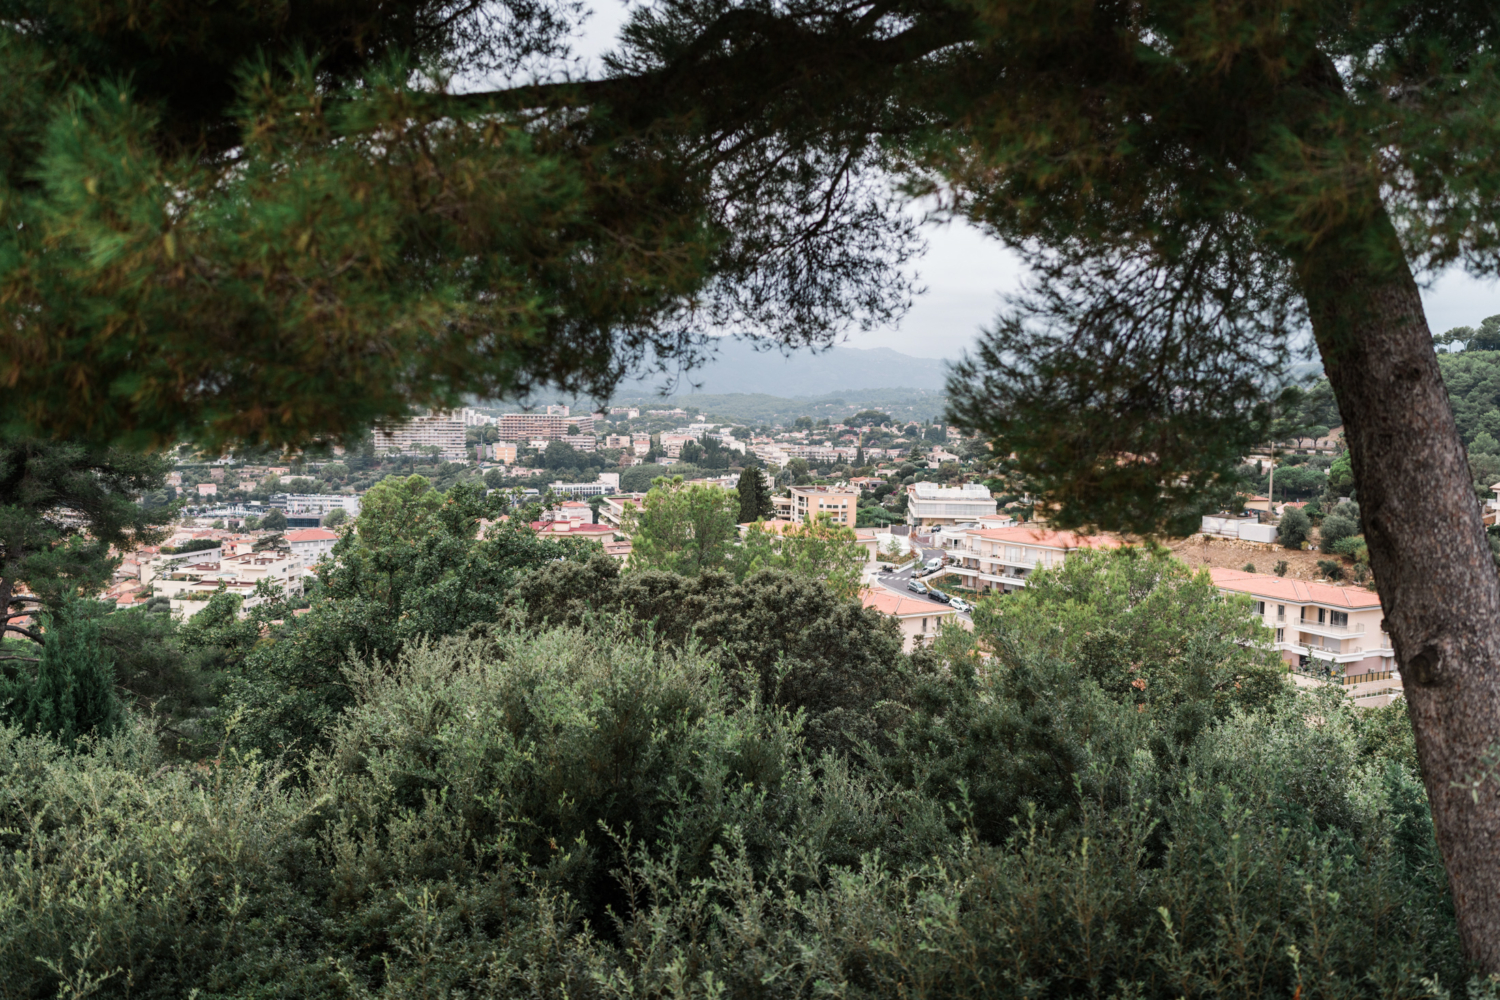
[1327,452,1356,497]
[733,514,868,600]
[735,466,774,522]
[507,556,907,755]
[1318,558,1348,582]
[619,462,705,492]
[0,601,120,745]
[160,538,220,555]
[0,559,1464,998]
[1267,463,1326,500]
[258,508,287,532]
[211,475,596,759]
[1321,505,1362,554]
[1278,506,1312,548]
[622,476,739,575]
[321,507,348,528]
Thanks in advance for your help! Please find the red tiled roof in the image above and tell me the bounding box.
[860,588,957,619]
[971,527,1121,550]
[284,528,339,542]
[1208,567,1381,609]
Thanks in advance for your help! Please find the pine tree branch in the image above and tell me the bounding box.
[1,623,43,644]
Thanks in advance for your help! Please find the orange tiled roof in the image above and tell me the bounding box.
[860,588,956,618]
[284,528,339,542]
[971,527,1121,550]
[1208,567,1381,609]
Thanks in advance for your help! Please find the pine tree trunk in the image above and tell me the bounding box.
[1297,212,1500,970]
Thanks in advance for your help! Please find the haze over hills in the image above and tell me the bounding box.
[629,340,952,396]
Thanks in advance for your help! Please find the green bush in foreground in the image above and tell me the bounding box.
[0,617,1472,999]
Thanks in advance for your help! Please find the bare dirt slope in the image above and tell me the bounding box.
[1166,534,1343,581]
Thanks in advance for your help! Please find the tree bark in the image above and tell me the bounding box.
[1297,211,1500,970]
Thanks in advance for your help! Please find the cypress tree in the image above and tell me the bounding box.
[0,602,121,746]
[736,467,773,523]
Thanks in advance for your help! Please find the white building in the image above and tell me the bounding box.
[271,494,362,517]
[285,528,340,569]
[374,411,468,461]
[945,526,1121,595]
[906,483,998,527]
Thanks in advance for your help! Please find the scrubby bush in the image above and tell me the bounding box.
[1278,505,1311,547]
[0,548,1469,999]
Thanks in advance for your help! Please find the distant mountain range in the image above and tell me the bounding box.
[630,340,952,396]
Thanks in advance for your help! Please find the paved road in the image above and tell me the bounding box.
[868,539,972,620]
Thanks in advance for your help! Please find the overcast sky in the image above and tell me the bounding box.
[565,2,1500,363]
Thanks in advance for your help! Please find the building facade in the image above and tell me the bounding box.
[905,482,998,527]
[789,485,858,525]
[945,526,1120,595]
[1209,568,1397,682]
[374,411,468,461]
[496,412,596,441]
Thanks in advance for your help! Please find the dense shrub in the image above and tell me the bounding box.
[0,548,1470,998]
[0,618,1467,999]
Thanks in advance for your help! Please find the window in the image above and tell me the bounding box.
[1318,608,1326,624]
[1254,600,1266,615]
[1277,604,1285,618]
[1275,628,1285,643]
[1330,610,1348,628]
[1007,546,1024,562]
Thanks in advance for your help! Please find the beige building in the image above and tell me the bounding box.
[789,485,858,526]
[1209,569,1398,695]
[375,411,468,461]
[946,526,1121,595]
[496,412,596,441]
[860,588,969,652]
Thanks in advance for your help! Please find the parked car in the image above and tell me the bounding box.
[925,557,944,571]
[927,588,951,604]
[906,579,928,595]
[949,597,971,613]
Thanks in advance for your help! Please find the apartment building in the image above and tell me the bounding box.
[285,528,340,569]
[1209,568,1397,683]
[946,526,1121,595]
[496,412,596,441]
[374,411,468,461]
[479,442,518,463]
[905,482,998,527]
[789,485,858,525]
[151,550,303,620]
[560,434,597,452]
[860,588,968,652]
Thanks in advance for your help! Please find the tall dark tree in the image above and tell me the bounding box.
[1,439,172,647]
[0,599,122,744]
[932,3,1500,965]
[736,467,774,523]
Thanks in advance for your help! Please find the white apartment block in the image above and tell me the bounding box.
[496,412,596,441]
[374,411,468,461]
[272,494,362,516]
[285,528,340,569]
[946,526,1120,595]
[906,482,998,527]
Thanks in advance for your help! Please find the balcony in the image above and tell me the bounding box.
[1297,619,1364,636]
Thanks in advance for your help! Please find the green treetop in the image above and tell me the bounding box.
[623,476,740,576]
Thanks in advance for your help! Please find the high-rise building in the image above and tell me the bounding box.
[496,412,595,441]
[373,411,468,461]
